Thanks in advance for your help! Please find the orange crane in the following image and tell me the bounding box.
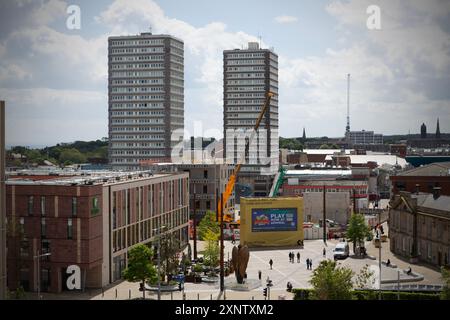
[218,91,274,221]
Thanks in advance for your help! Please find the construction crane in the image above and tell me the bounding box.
[218,91,274,221]
[269,166,287,197]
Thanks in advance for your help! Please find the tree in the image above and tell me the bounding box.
[198,211,220,240]
[122,244,158,300]
[59,148,87,164]
[159,233,181,282]
[346,214,371,256]
[309,260,354,300]
[279,137,303,151]
[441,266,450,300]
[203,229,220,268]
[354,264,375,289]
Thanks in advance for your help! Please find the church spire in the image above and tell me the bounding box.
[302,127,306,141]
[436,118,441,139]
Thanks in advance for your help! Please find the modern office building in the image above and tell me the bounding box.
[108,33,184,170]
[177,164,234,222]
[0,101,6,300]
[347,130,383,145]
[223,42,279,196]
[6,170,189,293]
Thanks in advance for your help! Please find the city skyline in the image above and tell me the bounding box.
[1,0,449,147]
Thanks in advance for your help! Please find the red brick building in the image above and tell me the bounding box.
[390,162,450,196]
[6,170,189,293]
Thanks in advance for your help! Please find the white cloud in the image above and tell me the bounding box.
[1,88,107,146]
[274,15,298,24]
[1,0,449,145]
[96,0,263,138]
[0,64,32,82]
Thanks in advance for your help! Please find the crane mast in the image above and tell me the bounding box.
[218,91,274,220]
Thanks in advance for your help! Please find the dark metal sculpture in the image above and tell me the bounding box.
[231,244,249,284]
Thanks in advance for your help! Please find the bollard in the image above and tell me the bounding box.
[102,288,104,298]
[115,288,117,299]
[197,293,200,300]
[171,292,173,300]
[183,293,186,300]
[129,289,131,300]
[252,296,254,300]
[210,294,212,300]
[224,290,226,300]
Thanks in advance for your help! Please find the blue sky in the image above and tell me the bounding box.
[0,0,449,147]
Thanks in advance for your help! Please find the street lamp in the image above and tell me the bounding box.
[34,250,51,300]
[377,211,382,300]
[153,225,167,301]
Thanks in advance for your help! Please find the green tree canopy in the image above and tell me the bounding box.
[159,232,181,280]
[279,137,304,150]
[59,148,87,165]
[309,260,354,300]
[346,214,371,255]
[122,244,158,299]
[203,229,220,268]
[198,210,220,240]
[441,267,450,300]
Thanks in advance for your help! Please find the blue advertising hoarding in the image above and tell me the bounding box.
[251,208,298,232]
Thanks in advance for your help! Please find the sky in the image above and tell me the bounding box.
[0,0,449,147]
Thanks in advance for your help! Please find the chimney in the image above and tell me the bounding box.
[415,184,420,194]
[433,187,441,200]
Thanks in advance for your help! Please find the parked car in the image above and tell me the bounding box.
[333,242,349,260]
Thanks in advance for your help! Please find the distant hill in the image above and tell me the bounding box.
[7,139,108,167]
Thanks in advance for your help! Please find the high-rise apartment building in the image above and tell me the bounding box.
[0,101,6,300]
[223,42,279,196]
[108,33,184,170]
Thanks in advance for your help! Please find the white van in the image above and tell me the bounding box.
[333,242,349,260]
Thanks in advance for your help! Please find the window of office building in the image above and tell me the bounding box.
[41,218,46,238]
[72,197,77,217]
[41,268,51,292]
[40,196,46,216]
[67,219,73,240]
[20,239,29,258]
[91,197,100,216]
[28,196,34,215]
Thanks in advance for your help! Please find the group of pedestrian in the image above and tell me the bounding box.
[289,252,301,263]
[306,258,313,270]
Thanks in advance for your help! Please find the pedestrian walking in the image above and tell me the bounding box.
[291,252,295,263]
[310,259,313,270]
[323,248,326,257]
[306,258,310,270]
[297,252,300,263]
[258,270,262,280]
[288,252,291,263]
[269,259,273,270]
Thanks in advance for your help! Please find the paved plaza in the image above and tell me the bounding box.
[25,222,444,300]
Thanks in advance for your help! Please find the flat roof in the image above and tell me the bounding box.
[6,170,182,186]
[286,169,352,176]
